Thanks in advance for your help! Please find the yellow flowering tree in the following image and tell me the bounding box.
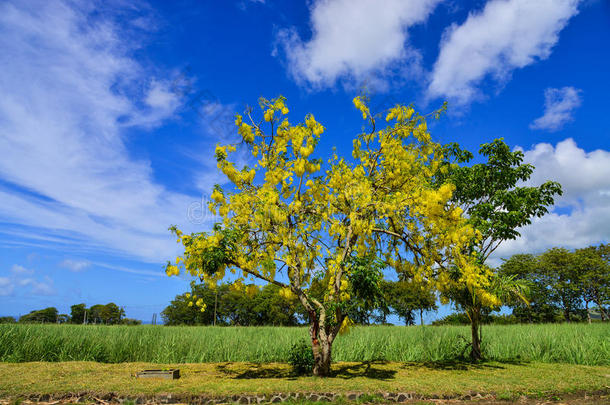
[166,96,475,376]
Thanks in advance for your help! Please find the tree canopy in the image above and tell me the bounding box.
[166,96,477,375]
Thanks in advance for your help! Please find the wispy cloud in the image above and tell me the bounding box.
[0,277,14,297]
[275,0,440,89]
[0,0,216,262]
[11,265,33,275]
[2,265,55,296]
[428,0,580,105]
[530,87,582,131]
[18,277,55,296]
[59,259,91,272]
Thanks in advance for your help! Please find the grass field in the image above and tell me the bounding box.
[0,323,608,365]
[0,361,609,402]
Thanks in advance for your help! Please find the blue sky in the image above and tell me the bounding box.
[0,0,609,323]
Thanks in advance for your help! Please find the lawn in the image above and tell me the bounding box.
[2,323,609,403]
[0,361,609,402]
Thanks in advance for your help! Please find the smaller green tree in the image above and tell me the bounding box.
[437,138,561,361]
[444,269,529,360]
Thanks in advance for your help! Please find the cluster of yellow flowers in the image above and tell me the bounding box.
[352,96,370,119]
[279,287,296,300]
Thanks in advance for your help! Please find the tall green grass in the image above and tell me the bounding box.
[0,323,607,365]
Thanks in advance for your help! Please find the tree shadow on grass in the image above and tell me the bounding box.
[400,358,529,371]
[330,361,396,380]
[215,362,297,380]
[215,361,396,380]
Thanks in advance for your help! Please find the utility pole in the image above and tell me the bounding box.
[83,309,87,325]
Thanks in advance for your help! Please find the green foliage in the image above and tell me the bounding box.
[120,318,142,325]
[538,248,583,322]
[441,138,562,257]
[0,323,608,365]
[432,313,519,326]
[70,304,86,324]
[343,255,388,324]
[0,316,16,324]
[437,138,561,361]
[431,313,471,325]
[500,244,610,323]
[382,280,437,325]
[57,314,69,324]
[499,254,561,322]
[162,282,303,326]
[18,307,58,323]
[288,339,314,375]
[162,279,437,327]
[86,303,125,325]
[169,223,240,277]
[575,244,610,320]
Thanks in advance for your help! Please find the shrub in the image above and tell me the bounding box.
[288,339,314,375]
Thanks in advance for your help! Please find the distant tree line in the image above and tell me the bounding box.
[499,244,609,323]
[0,303,141,325]
[163,244,608,327]
[161,280,437,326]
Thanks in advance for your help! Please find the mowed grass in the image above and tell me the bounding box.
[0,323,608,365]
[0,361,609,400]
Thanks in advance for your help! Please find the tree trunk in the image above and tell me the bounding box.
[593,294,608,321]
[564,308,571,323]
[308,310,333,377]
[470,309,482,362]
[311,337,332,377]
[585,300,591,324]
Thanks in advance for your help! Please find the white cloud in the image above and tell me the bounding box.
[530,87,582,131]
[276,0,441,88]
[18,277,55,296]
[429,0,580,105]
[0,277,14,297]
[10,265,33,275]
[491,139,610,262]
[130,79,182,127]
[0,1,214,262]
[59,259,91,272]
[2,266,55,296]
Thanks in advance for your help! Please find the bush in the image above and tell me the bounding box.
[288,339,314,375]
[432,313,470,325]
